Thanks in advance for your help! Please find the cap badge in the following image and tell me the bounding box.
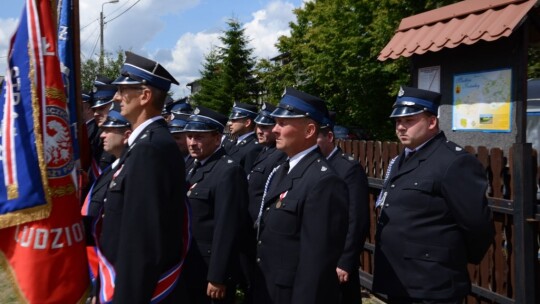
[227,159,233,164]
[262,103,267,110]
[455,146,463,151]
[321,166,327,172]
[193,107,200,115]
[233,102,237,107]
[398,86,405,97]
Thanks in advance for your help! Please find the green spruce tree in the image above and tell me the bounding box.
[192,47,228,109]
[193,19,259,114]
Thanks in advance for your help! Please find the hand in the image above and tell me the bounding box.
[336,267,349,283]
[207,281,226,300]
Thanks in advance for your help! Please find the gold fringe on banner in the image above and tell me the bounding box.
[6,185,18,200]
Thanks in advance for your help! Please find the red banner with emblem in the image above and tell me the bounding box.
[0,0,89,302]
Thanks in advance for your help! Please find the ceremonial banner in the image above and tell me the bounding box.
[57,0,82,171]
[0,0,89,302]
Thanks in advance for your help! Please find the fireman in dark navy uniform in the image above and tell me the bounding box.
[255,88,349,304]
[225,102,263,173]
[247,102,287,222]
[83,110,131,221]
[317,111,369,304]
[82,110,131,300]
[89,76,117,170]
[372,86,494,304]
[183,106,248,304]
[98,51,188,303]
[244,102,287,304]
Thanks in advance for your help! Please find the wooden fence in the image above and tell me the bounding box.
[336,140,540,304]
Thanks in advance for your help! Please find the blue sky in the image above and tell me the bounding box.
[0,0,305,97]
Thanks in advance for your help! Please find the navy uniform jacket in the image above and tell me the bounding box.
[221,136,236,154]
[247,145,287,222]
[257,148,349,304]
[83,165,114,245]
[327,147,370,276]
[227,133,264,174]
[184,147,248,287]
[100,119,187,303]
[372,132,494,300]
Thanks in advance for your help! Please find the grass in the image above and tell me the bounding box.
[0,268,19,304]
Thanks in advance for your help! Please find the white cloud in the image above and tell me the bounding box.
[163,0,297,97]
[79,0,200,60]
[0,18,20,74]
[244,0,296,60]
[163,31,222,97]
[0,0,298,99]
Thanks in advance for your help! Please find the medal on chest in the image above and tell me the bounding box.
[275,191,288,208]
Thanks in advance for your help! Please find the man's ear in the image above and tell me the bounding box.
[139,87,152,106]
[428,115,438,130]
[123,130,132,144]
[305,121,317,139]
[328,130,335,143]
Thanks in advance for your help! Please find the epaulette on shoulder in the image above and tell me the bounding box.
[444,140,466,154]
[221,155,236,164]
[339,153,357,164]
[315,158,331,173]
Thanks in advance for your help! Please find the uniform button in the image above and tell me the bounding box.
[414,182,418,186]
[391,184,395,188]
[256,258,261,263]
[102,214,105,218]
[104,198,107,202]
[207,250,211,254]
[257,240,262,245]
[385,204,389,207]
[266,207,270,211]
[425,253,430,258]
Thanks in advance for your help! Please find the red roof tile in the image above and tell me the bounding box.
[378,0,537,61]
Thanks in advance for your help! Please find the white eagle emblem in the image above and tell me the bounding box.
[45,120,71,166]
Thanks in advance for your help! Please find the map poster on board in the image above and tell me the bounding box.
[452,68,512,132]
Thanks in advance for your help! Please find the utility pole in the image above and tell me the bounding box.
[99,0,119,73]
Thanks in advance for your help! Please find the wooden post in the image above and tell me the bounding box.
[512,22,537,304]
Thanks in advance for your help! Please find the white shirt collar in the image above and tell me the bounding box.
[128,116,164,146]
[111,158,120,169]
[326,146,339,160]
[288,144,318,173]
[236,131,255,144]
